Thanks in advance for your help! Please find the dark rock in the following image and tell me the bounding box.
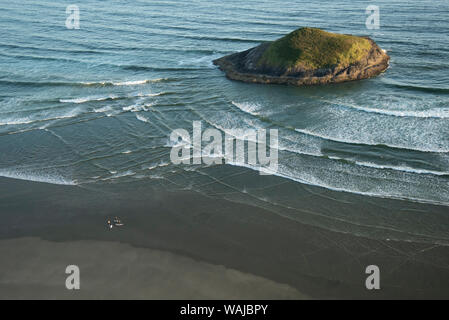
[213,28,390,86]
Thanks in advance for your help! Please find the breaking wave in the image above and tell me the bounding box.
[60,92,167,104]
[334,102,449,119]
[82,78,170,86]
[295,128,449,153]
[0,108,82,126]
[231,101,261,116]
[0,168,76,185]
[0,78,173,88]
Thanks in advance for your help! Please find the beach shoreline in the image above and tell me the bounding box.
[1,176,448,299]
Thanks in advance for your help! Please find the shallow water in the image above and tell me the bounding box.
[1,0,448,242]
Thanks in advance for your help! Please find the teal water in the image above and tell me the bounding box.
[1,1,448,241]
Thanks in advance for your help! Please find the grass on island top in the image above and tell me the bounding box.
[257,27,372,70]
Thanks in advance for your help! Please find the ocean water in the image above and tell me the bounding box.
[1,1,448,241]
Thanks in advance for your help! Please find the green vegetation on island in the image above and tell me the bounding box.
[257,27,372,71]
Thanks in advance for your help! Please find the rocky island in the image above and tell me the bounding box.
[213,27,390,86]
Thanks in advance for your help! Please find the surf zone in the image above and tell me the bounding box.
[169,121,278,175]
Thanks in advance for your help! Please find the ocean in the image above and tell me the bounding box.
[0,0,449,298]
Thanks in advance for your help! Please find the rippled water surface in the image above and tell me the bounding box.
[1,0,448,242]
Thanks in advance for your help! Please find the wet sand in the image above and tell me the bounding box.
[0,237,305,299]
[0,176,448,299]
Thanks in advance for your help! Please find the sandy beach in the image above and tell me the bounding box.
[0,237,305,300]
[1,176,448,299]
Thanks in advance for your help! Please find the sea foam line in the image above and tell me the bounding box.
[346,159,449,176]
[0,78,172,88]
[60,92,166,104]
[60,95,119,104]
[333,102,449,119]
[0,108,82,126]
[0,168,76,185]
[136,114,151,123]
[223,160,449,207]
[81,78,170,86]
[190,107,449,176]
[231,101,261,116]
[295,128,449,153]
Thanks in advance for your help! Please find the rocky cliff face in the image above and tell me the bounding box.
[213,28,390,86]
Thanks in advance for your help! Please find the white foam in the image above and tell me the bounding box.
[195,105,449,175]
[82,78,168,86]
[136,114,151,123]
[62,92,163,106]
[113,80,152,86]
[60,95,118,104]
[147,162,170,170]
[295,128,449,153]
[137,92,165,97]
[93,106,113,113]
[123,102,154,112]
[352,161,449,176]
[112,170,135,178]
[101,170,135,181]
[224,156,449,206]
[278,143,448,176]
[335,102,449,119]
[0,117,35,126]
[232,101,261,116]
[0,108,82,126]
[0,168,76,185]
